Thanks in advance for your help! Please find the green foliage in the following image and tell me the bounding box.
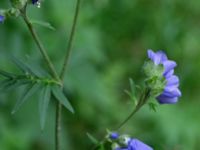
[51,85,74,113]
[124,78,138,106]
[86,132,98,144]
[12,83,41,114]
[30,20,56,30]
[0,56,74,130]
[39,84,51,130]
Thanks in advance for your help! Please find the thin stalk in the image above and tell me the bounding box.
[91,88,151,150]
[60,0,81,80]
[20,7,59,81]
[115,88,151,130]
[55,101,62,150]
[55,0,81,150]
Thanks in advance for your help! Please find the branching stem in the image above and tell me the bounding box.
[56,0,81,150]
[22,1,80,150]
[20,7,60,81]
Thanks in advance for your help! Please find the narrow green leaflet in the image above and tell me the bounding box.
[12,83,41,114]
[39,84,51,130]
[129,78,136,96]
[0,79,14,90]
[51,85,74,113]
[0,79,18,92]
[11,56,37,76]
[31,20,55,30]
[0,69,16,78]
[86,132,98,144]
[0,78,31,93]
[148,102,157,112]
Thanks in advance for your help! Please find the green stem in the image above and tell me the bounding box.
[20,7,60,81]
[115,88,151,130]
[55,101,62,150]
[56,0,81,150]
[92,88,151,150]
[60,0,81,80]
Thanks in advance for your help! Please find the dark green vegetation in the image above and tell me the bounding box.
[0,0,200,150]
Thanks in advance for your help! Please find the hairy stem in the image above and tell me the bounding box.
[115,88,151,130]
[56,0,81,150]
[21,8,59,81]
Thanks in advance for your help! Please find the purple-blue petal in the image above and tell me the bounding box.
[147,49,168,65]
[166,75,179,87]
[164,69,174,79]
[116,148,128,150]
[147,49,156,61]
[163,60,177,75]
[157,95,178,104]
[0,15,5,23]
[128,139,153,150]
[110,132,119,139]
[162,87,181,97]
[163,85,181,97]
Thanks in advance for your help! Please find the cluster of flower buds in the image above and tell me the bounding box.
[109,132,153,150]
[0,0,40,23]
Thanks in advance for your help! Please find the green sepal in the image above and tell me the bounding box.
[148,102,158,112]
[143,61,166,97]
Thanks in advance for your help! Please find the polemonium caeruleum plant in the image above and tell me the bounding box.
[0,0,181,149]
[91,50,181,150]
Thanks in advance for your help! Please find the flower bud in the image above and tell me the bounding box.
[118,135,131,146]
[0,15,5,23]
[143,61,166,97]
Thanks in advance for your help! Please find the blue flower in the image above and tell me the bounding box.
[0,15,5,23]
[147,49,181,104]
[116,138,153,150]
[127,139,153,150]
[32,0,39,4]
[110,132,119,140]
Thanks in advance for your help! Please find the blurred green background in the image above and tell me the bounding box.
[0,0,200,150]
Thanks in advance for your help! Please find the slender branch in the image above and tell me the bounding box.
[91,88,151,150]
[55,101,62,150]
[115,88,151,130]
[60,0,81,80]
[55,0,81,150]
[20,8,59,81]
